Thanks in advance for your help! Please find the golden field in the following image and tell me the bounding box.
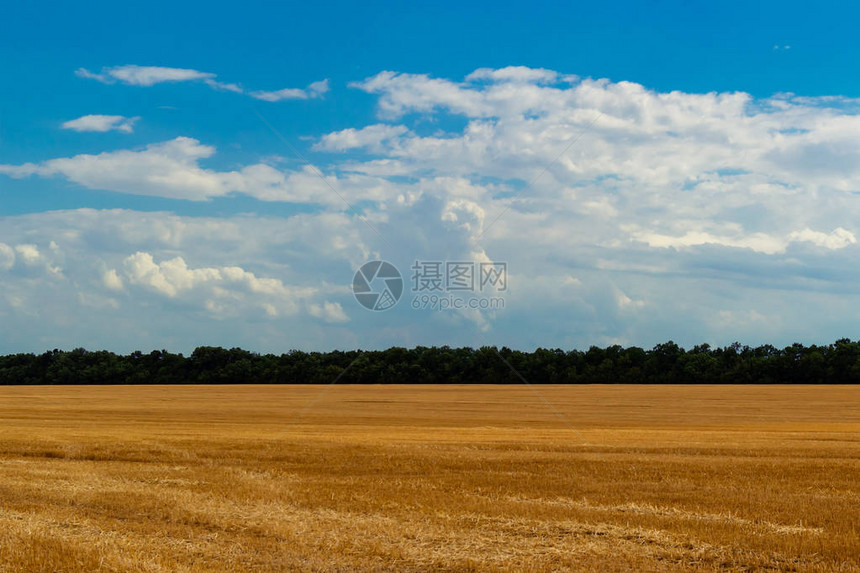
[0,384,858,572]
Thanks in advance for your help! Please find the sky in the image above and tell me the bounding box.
[2,0,860,354]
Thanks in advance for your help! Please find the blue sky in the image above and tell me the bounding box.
[2,1,860,354]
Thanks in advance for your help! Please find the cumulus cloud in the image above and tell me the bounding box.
[0,243,15,270]
[62,114,139,133]
[309,301,349,323]
[342,68,860,256]
[102,269,124,291]
[120,250,354,321]
[15,244,42,265]
[0,209,369,352]
[314,124,410,152]
[350,71,492,118]
[5,66,860,351]
[0,241,65,280]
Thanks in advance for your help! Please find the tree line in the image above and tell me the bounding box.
[2,339,860,384]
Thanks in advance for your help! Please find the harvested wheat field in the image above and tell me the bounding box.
[0,384,858,572]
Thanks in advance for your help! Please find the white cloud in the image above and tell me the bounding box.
[0,137,405,205]
[15,244,42,265]
[204,79,243,93]
[616,289,645,310]
[62,114,139,133]
[350,71,492,118]
[6,66,860,351]
[74,67,111,82]
[630,230,788,255]
[0,243,15,270]
[336,68,860,263]
[250,79,330,102]
[630,227,856,255]
[788,227,856,249]
[121,251,346,320]
[314,124,409,152]
[308,79,330,96]
[250,88,307,101]
[124,252,223,297]
[0,138,232,201]
[102,269,124,291]
[76,64,330,104]
[466,66,564,84]
[75,65,215,87]
[309,301,349,323]
[0,207,367,351]
[76,65,215,86]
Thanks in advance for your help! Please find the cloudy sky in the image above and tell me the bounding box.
[2,0,860,354]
